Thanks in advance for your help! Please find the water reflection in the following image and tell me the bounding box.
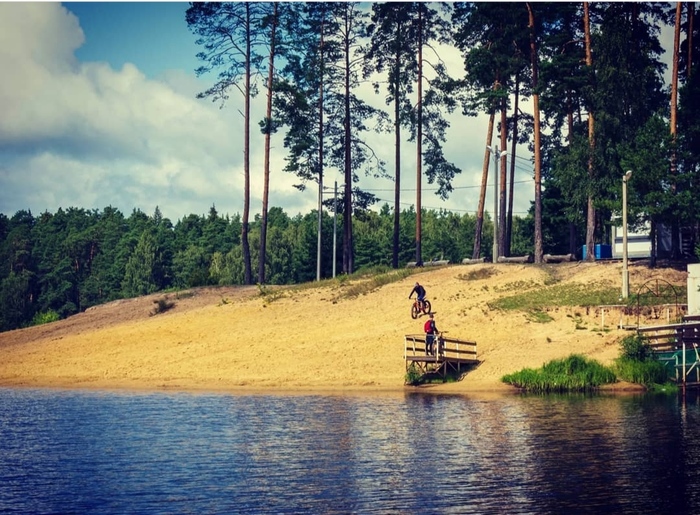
[0,388,699,514]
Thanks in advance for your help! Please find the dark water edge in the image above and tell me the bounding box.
[1,387,699,514]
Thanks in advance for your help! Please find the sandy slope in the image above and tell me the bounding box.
[0,261,689,393]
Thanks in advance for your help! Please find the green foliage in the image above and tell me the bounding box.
[613,357,668,386]
[490,283,620,311]
[172,245,210,289]
[503,333,678,392]
[501,355,617,393]
[614,334,671,387]
[525,309,554,324]
[30,310,60,326]
[619,334,653,361]
[404,363,422,385]
[122,230,164,298]
[0,270,34,331]
[334,267,413,300]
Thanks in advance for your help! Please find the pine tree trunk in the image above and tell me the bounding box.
[472,107,495,260]
[318,17,326,277]
[415,6,424,265]
[392,28,401,269]
[688,3,694,80]
[566,89,577,256]
[259,4,278,285]
[527,3,543,263]
[583,2,596,262]
[498,95,507,258]
[506,76,519,257]
[242,3,252,284]
[670,1,681,259]
[342,6,353,275]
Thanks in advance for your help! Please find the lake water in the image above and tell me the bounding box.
[1,387,699,514]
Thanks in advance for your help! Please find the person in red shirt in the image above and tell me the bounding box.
[423,313,438,355]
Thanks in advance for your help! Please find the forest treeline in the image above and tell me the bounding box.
[0,203,528,332]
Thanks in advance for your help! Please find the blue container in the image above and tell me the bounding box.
[596,244,612,259]
[582,244,612,260]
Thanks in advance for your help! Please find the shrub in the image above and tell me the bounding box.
[30,310,60,326]
[502,354,617,392]
[615,334,670,387]
[619,334,653,361]
[405,363,422,385]
[150,297,175,316]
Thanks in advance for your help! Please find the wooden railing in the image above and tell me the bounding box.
[638,320,700,386]
[637,322,700,352]
[404,333,477,365]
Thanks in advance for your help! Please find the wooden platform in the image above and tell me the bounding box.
[638,319,700,386]
[404,334,477,382]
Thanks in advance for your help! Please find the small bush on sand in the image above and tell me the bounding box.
[614,334,671,387]
[502,355,616,393]
[31,310,60,326]
[150,298,175,316]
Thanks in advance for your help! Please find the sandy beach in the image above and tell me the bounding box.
[0,261,688,394]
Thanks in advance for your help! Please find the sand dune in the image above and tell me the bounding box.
[0,261,688,393]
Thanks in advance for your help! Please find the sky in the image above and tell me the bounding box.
[0,2,675,225]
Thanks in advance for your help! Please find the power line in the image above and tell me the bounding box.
[363,178,534,193]
[370,197,532,216]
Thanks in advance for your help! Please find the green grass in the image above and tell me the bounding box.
[253,264,427,304]
[525,309,554,323]
[612,357,669,386]
[332,266,416,300]
[501,337,677,393]
[490,283,621,311]
[612,334,673,388]
[501,355,617,393]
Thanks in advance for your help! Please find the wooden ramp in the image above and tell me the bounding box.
[638,320,700,387]
[404,334,477,383]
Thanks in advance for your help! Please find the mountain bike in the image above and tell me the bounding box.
[411,298,432,319]
[426,330,446,356]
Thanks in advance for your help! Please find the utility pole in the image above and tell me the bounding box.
[487,145,506,262]
[622,170,632,298]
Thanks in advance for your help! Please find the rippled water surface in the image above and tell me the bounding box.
[1,388,699,514]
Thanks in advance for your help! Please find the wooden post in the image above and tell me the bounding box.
[683,334,687,389]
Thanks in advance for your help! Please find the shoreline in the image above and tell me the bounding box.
[0,262,687,396]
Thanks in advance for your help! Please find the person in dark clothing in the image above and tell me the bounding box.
[424,313,438,355]
[409,282,426,309]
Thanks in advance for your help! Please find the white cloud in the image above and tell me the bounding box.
[0,3,312,222]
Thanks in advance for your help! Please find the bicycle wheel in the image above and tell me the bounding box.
[411,303,419,319]
[422,300,432,314]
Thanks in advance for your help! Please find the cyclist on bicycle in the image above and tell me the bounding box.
[409,282,426,309]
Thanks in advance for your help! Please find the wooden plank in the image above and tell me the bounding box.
[543,253,575,263]
[497,255,533,264]
[425,259,450,267]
